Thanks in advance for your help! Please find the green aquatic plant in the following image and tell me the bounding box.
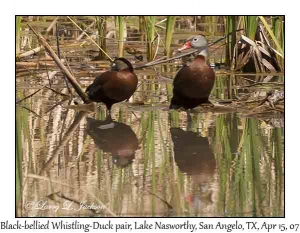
[165,16,176,57]
[243,16,258,41]
[225,16,236,67]
[16,106,23,215]
[259,16,284,55]
[16,16,22,55]
[143,16,156,61]
[96,16,107,59]
[16,103,31,216]
[116,16,126,57]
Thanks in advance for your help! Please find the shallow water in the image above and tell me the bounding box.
[16,16,284,217]
[16,71,284,217]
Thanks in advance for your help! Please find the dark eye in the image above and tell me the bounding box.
[193,38,198,42]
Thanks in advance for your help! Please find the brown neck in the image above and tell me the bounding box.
[194,55,206,62]
[189,55,207,69]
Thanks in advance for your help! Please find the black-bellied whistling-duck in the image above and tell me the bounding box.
[86,116,139,168]
[170,35,215,109]
[86,58,138,114]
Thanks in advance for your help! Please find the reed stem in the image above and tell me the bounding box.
[116,16,126,57]
[165,16,176,57]
[16,16,22,54]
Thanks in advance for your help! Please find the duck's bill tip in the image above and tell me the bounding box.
[178,41,192,51]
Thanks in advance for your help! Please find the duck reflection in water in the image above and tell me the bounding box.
[86,116,139,168]
[170,125,216,213]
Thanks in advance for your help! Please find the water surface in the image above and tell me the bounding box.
[16,71,284,217]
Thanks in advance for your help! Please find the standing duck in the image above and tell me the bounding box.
[170,35,215,109]
[86,58,138,114]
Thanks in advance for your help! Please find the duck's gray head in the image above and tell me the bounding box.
[110,57,134,72]
[178,35,209,58]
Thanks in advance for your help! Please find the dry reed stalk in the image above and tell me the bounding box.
[16,61,57,67]
[76,21,95,41]
[28,24,90,104]
[19,17,59,59]
[67,16,112,61]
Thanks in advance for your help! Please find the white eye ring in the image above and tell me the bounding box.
[193,38,199,42]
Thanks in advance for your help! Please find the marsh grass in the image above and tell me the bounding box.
[18,16,284,71]
[225,16,236,67]
[16,94,284,217]
[96,16,107,59]
[116,16,126,57]
[16,16,22,55]
[16,98,32,216]
[272,16,284,52]
[16,16,284,217]
[165,16,176,57]
[16,106,23,215]
[259,16,284,55]
[214,115,283,216]
[143,16,156,61]
[243,16,258,41]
